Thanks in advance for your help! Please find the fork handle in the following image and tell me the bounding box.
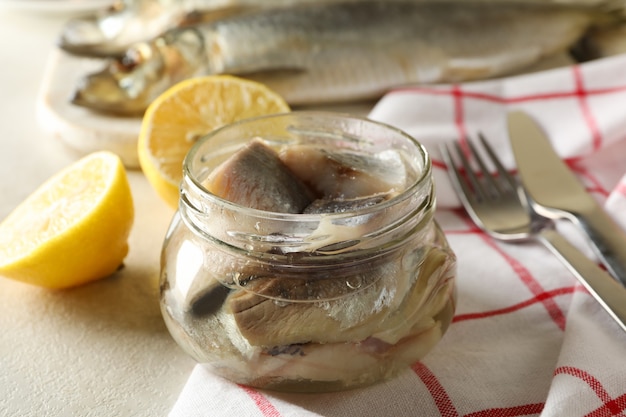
[537,228,626,333]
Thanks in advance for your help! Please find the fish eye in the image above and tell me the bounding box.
[119,43,152,71]
[108,0,125,13]
[119,52,140,71]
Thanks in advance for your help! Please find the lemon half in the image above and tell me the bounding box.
[0,151,134,289]
[138,75,290,208]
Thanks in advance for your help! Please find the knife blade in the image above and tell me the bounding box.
[507,110,626,287]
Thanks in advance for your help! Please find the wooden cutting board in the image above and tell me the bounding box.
[37,49,143,168]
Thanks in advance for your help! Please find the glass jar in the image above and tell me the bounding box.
[159,111,456,393]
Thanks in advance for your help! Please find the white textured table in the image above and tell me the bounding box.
[0,8,196,416]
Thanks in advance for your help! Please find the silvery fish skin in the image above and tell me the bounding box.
[203,138,316,214]
[279,145,406,200]
[58,0,624,58]
[58,0,352,57]
[71,1,608,115]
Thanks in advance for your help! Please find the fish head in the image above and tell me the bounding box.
[71,41,167,115]
[57,1,135,58]
[57,0,182,58]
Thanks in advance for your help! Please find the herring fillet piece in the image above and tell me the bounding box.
[72,1,608,115]
[225,245,453,347]
[203,138,315,213]
[278,145,406,200]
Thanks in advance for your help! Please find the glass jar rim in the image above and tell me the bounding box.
[182,110,432,221]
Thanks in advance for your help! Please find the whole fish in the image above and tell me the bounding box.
[72,1,615,115]
[58,0,624,58]
[59,0,352,58]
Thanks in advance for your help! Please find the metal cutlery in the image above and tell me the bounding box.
[440,135,626,332]
[507,111,626,287]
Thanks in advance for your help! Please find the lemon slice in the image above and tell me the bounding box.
[138,75,290,208]
[0,151,134,289]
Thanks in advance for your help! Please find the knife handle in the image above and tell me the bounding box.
[571,213,626,288]
[537,228,626,333]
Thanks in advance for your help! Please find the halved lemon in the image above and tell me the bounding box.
[0,151,134,289]
[138,75,291,208]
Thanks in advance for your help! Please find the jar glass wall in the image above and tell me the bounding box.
[160,112,456,392]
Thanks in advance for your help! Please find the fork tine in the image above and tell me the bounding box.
[477,132,517,191]
[465,139,503,198]
[452,141,490,201]
[440,142,475,202]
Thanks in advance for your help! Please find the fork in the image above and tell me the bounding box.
[440,135,626,333]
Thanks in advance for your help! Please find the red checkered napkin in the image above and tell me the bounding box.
[170,55,626,417]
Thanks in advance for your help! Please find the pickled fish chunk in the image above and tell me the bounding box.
[204,138,315,213]
[303,193,390,214]
[228,282,389,347]
[226,246,455,348]
[227,261,402,346]
[279,145,406,200]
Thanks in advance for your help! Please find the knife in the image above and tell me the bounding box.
[507,110,626,287]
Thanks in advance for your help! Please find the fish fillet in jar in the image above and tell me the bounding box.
[232,246,455,388]
[203,138,315,213]
[201,137,412,251]
[278,145,407,200]
[226,245,454,347]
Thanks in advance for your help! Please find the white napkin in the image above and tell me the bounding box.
[169,54,626,417]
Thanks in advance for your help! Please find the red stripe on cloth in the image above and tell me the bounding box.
[460,84,626,104]
[554,366,626,416]
[452,84,467,142]
[412,362,459,417]
[481,236,567,330]
[554,366,612,402]
[239,385,282,417]
[464,402,545,417]
[456,214,568,330]
[453,286,578,323]
[567,161,612,198]
[388,80,626,106]
[445,209,484,234]
[572,65,603,151]
[433,159,447,170]
[584,393,626,417]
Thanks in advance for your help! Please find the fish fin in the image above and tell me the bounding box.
[234,68,308,78]
[182,5,263,26]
